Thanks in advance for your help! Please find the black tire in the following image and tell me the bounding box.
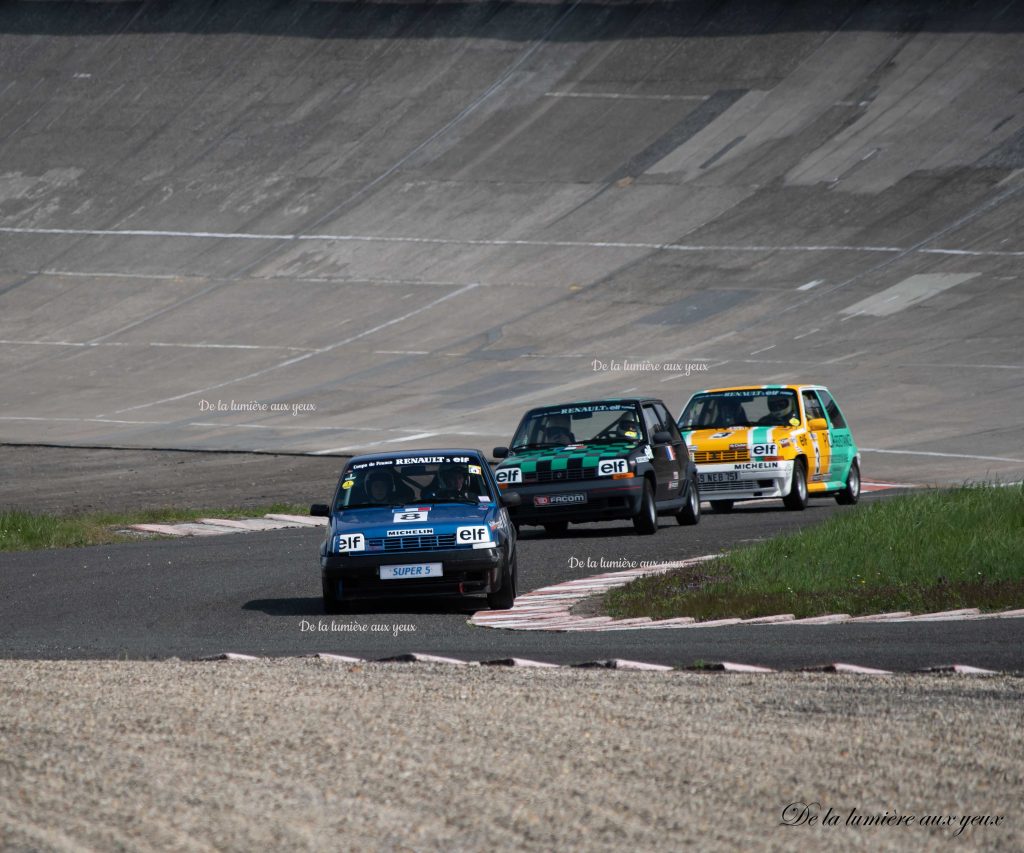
[543,521,568,536]
[783,458,809,511]
[676,476,701,526]
[487,551,518,610]
[835,460,861,505]
[710,499,734,514]
[633,479,658,535]
[322,578,345,615]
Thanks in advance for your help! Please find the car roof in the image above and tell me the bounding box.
[346,448,486,465]
[524,397,658,411]
[693,384,827,394]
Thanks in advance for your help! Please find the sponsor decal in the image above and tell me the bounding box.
[789,418,800,427]
[752,443,777,456]
[711,432,733,439]
[393,508,430,523]
[688,445,697,453]
[534,493,586,506]
[495,467,522,484]
[387,528,432,537]
[335,533,365,552]
[468,464,482,475]
[623,429,639,439]
[827,433,854,448]
[779,438,792,448]
[729,443,747,451]
[665,445,676,461]
[351,455,471,470]
[456,525,491,545]
[734,462,781,470]
[597,458,628,476]
[799,435,808,446]
[644,445,654,460]
[341,479,355,490]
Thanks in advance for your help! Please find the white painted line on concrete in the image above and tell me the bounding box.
[5,225,1023,258]
[792,328,820,340]
[840,273,980,317]
[749,344,776,355]
[106,282,480,416]
[545,91,709,101]
[797,279,823,290]
[862,448,1024,463]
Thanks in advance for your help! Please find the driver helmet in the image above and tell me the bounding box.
[439,462,468,490]
[768,395,793,414]
[365,468,394,498]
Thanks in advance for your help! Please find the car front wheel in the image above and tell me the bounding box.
[487,551,518,610]
[633,480,658,535]
[676,476,701,525]
[835,460,861,505]
[783,459,809,511]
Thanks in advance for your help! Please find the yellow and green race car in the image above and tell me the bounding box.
[677,384,860,512]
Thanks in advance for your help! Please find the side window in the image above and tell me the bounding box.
[817,389,847,429]
[654,402,682,442]
[642,405,663,441]
[801,391,825,422]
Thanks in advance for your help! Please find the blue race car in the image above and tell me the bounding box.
[311,450,520,612]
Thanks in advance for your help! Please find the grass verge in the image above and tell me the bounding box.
[605,484,1024,620]
[0,504,309,552]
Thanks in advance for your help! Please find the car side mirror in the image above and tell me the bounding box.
[500,491,521,508]
[309,503,331,517]
[808,418,828,432]
[493,446,509,459]
[653,430,672,444]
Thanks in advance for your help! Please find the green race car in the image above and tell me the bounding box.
[493,398,701,536]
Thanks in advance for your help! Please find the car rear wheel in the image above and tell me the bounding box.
[633,480,658,535]
[676,476,701,526]
[783,458,809,511]
[487,551,518,610]
[543,522,568,536]
[835,460,861,505]
[710,499,734,513]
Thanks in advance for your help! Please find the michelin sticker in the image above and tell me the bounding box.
[495,467,522,484]
[387,528,433,537]
[598,458,628,476]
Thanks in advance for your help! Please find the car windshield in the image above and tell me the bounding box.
[678,390,800,429]
[335,454,494,510]
[510,403,645,450]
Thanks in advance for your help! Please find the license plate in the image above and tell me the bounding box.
[379,563,443,580]
[699,472,739,484]
[534,493,586,506]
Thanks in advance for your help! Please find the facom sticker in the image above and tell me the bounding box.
[335,533,365,552]
[495,467,522,484]
[598,458,628,476]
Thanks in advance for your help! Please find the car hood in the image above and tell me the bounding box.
[499,442,643,470]
[333,502,495,533]
[680,426,800,453]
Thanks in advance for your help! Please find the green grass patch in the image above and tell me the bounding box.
[0,503,308,552]
[605,484,1024,620]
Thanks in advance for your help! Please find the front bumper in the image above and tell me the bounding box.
[695,460,794,501]
[321,546,505,599]
[506,478,644,525]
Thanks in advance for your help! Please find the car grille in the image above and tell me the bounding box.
[699,480,743,493]
[694,449,749,463]
[366,534,458,552]
[524,466,597,483]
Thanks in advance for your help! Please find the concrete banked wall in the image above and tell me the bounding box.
[1,0,1021,483]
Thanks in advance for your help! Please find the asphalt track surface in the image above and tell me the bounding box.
[4,490,1022,671]
[1,2,1022,669]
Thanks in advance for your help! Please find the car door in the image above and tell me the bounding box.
[817,388,854,486]
[654,401,688,498]
[642,403,674,501]
[800,389,832,489]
